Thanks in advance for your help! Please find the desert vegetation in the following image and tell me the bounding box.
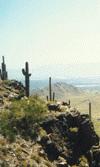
[0,95,47,142]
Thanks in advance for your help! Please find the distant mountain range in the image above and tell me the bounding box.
[32,82,82,100]
[7,63,100,92]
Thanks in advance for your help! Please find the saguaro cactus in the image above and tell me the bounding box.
[46,95,48,101]
[22,62,31,97]
[0,56,8,80]
[68,100,70,106]
[0,69,1,79]
[53,92,55,101]
[49,77,52,101]
[89,102,92,120]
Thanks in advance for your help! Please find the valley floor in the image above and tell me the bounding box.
[69,91,100,136]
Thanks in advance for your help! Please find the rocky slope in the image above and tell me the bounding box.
[0,110,100,167]
[0,80,100,167]
[0,80,24,109]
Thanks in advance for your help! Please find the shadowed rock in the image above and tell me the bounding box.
[40,110,99,166]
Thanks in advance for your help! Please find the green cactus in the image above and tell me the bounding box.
[53,92,55,101]
[46,95,48,101]
[0,56,8,80]
[68,99,70,105]
[49,77,52,101]
[0,69,1,79]
[22,62,31,97]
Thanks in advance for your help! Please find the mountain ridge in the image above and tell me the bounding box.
[32,82,82,100]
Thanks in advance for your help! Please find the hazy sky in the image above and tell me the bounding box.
[0,0,100,71]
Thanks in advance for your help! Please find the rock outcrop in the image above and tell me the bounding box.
[0,109,100,166]
[0,80,25,109]
[40,110,99,166]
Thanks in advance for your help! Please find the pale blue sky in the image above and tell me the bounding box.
[0,0,100,73]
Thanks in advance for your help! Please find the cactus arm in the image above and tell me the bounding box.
[22,69,31,77]
[22,69,26,75]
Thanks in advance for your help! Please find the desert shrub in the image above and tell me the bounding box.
[0,96,47,141]
[0,110,17,142]
[10,95,47,121]
[3,80,12,85]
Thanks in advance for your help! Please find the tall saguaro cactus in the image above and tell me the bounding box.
[22,62,31,97]
[0,56,8,80]
[53,92,55,101]
[49,77,52,101]
[48,77,56,101]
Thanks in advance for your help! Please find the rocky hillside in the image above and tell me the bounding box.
[33,82,82,100]
[0,109,100,167]
[0,80,100,167]
[0,80,25,109]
